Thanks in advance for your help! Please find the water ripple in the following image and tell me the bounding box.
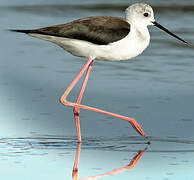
[0,136,194,153]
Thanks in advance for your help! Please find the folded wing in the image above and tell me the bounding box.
[12,16,130,45]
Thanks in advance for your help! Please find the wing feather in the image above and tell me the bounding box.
[12,16,130,45]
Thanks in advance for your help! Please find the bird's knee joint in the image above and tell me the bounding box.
[59,97,69,106]
[73,107,80,116]
[73,168,78,173]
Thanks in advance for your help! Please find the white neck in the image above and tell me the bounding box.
[125,15,150,41]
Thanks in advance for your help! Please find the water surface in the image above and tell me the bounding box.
[0,0,194,179]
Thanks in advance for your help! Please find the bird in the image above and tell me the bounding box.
[11,3,188,143]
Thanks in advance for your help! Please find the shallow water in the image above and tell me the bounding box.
[1,0,194,179]
[0,136,194,180]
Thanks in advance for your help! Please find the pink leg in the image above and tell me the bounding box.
[60,58,94,100]
[60,58,146,142]
[60,58,94,142]
[69,102,146,137]
[73,61,94,142]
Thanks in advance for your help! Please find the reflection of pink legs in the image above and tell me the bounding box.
[72,143,147,180]
[72,143,82,180]
[60,58,146,142]
[82,148,147,180]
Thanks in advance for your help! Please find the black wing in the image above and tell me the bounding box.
[12,16,130,45]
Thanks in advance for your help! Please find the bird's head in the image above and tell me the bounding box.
[125,3,155,27]
[126,3,188,44]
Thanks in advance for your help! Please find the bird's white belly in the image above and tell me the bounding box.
[29,32,150,61]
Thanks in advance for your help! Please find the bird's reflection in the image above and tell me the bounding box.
[72,143,148,180]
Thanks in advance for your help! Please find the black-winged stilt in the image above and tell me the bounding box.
[11,3,188,142]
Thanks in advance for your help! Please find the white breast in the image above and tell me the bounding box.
[94,27,150,61]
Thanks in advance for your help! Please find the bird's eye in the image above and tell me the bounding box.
[143,13,149,17]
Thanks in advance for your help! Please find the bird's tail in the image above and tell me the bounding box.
[9,29,35,34]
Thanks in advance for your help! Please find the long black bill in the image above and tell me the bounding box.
[153,21,188,45]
